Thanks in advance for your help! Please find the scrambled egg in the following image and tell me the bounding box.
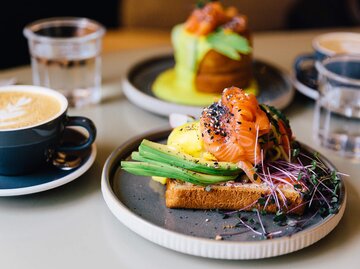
[152,121,216,184]
[167,121,216,160]
[168,121,203,157]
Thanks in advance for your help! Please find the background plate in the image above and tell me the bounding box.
[122,55,295,117]
[101,129,346,260]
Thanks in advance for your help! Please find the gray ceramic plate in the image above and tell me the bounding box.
[122,55,295,117]
[101,129,346,259]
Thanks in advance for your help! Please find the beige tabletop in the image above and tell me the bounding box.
[0,28,359,268]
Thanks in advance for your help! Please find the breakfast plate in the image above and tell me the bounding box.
[101,128,346,260]
[122,55,295,117]
[0,129,97,196]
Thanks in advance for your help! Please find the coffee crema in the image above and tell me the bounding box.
[0,91,61,130]
[319,38,360,54]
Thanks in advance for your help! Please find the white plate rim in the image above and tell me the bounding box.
[101,130,347,260]
[0,143,97,196]
[122,55,295,117]
[122,78,203,117]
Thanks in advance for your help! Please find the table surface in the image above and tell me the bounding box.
[0,28,360,269]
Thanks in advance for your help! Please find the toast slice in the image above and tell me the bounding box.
[165,179,305,215]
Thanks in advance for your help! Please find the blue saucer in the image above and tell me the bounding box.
[293,58,319,99]
[0,129,97,196]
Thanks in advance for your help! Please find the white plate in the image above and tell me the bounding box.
[101,129,346,260]
[123,55,295,117]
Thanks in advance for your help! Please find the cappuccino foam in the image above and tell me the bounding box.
[318,36,360,54]
[0,91,61,130]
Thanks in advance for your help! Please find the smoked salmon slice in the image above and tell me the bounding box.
[200,87,270,182]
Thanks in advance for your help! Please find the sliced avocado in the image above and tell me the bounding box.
[121,160,237,186]
[139,139,242,176]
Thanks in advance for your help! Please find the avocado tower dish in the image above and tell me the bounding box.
[122,87,342,218]
[175,1,252,93]
[152,1,255,105]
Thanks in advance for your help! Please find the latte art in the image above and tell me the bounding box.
[0,92,61,130]
[315,33,360,55]
[319,39,360,54]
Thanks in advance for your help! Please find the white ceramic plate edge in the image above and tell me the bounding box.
[0,143,97,196]
[122,55,295,117]
[122,79,203,117]
[101,160,347,260]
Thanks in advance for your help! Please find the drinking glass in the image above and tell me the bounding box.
[314,54,360,159]
[24,17,105,107]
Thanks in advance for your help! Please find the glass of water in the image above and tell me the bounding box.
[314,54,360,159]
[24,17,105,107]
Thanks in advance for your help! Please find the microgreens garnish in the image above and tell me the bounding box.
[218,208,285,240]
[273,211,287,226]
[256,149,342,217]
[292,148,300,157]
[216,146,344,240]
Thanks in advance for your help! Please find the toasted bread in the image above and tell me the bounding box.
[165,179,305,215]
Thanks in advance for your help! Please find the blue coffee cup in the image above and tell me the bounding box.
[0,85,96,175]
[294,32,360,95]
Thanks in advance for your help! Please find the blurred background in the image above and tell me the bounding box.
[1,0,359,69]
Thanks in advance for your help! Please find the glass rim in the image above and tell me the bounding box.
[315,54,360,86]
[23,17,106,43]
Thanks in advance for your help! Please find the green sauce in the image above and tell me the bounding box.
[152,68,258,106]
[172,24,212,88]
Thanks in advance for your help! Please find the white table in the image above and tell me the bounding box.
[0,28,359,269]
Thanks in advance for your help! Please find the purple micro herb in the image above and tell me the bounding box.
[216,146,344,240]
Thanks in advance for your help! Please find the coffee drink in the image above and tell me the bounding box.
[315,33,360,55]
[0,91,62,130]
[319,38,360,54]
[0,85,96,176]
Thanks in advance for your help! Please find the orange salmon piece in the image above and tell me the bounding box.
[200,87,270,182]
[185,2,230,35]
